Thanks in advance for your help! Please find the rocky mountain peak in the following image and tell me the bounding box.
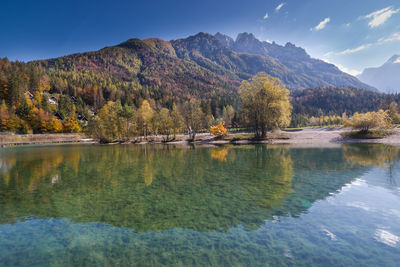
[214,32,234,48]
[234,32,268,55]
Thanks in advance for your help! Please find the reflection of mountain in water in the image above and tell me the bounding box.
[0,144,396,232]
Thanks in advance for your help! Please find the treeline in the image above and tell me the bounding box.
[88,98,238,142]
[289,86,400,127]
[0,59,81,133]
[88,99,205,142]
[291,86,400,115]
[0,57,236,134]
[2,55,400,136]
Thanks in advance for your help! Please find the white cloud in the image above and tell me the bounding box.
[364,6,400,28]
[338,44,372,55]
[263,11,269,19]
[275,3,285,12]
[332,31,400,58]
[395,58,400,64]
[312,17,330,31]
[381,32,400,42]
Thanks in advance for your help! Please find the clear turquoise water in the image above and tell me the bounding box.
[0,144,399,266]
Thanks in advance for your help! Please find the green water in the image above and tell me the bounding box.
[0,144,399,266]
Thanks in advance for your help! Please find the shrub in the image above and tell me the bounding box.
[344,110,391,132]
[210,122,227,138]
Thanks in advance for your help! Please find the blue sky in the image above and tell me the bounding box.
[1,0,399,75]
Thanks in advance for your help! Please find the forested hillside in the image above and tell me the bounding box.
[291,86,397,116]
[289,86,400,127]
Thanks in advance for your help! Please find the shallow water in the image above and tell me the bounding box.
[0,144,399,266]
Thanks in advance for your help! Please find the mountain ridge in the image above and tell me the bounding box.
[29,31,376,113]
[214,32,374,91]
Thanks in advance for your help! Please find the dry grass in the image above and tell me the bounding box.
[0,133,88,145]
[340,129,393,139]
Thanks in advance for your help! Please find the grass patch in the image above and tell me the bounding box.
[220,131,290,142]
[220,133,256,141]
[341,129,393,139]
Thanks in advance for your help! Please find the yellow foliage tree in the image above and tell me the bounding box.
[210,121,227,138]
[88,101,120,142]
[44,116,63,133]
[344,110,391,132]
[137,100,154,138]
[171,104,184,139]
[63,116,81,133]
[239,72,292,138]
[0,100,18,132]
[27,107,63,133]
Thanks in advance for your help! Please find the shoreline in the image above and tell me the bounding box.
[1,128,400,148]
[0,133,95,147]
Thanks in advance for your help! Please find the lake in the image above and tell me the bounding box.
[0,144,399,266]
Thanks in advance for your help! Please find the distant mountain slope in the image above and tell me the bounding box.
[357,55,400,93]
[215,32,375,91]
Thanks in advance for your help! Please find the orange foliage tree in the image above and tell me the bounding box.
[63,116,81,133]
[210,121,227,138]
[0,100,18,131]
[27,107,63,133]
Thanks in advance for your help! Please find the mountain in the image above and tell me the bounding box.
[36,32,375,101]
[357,55,400,93]
[215,32,375,91]
[37,37,241,108]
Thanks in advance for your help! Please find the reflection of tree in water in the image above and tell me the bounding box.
[343,144,399,169]
[0,144,368,232]
[0,147,81,190]
[343,144,400,190]
[211,148,228,162]
[0,145,295,231]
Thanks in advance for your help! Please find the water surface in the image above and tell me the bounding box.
[0,144,399,266]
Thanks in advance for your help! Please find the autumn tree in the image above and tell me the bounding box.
[118,104,136,139]
[210,122,227,138]
[156,108,174,142]
[0,100,18,131]
[88,101,120,142]
[27,107,63,133]
[388,102,400,124]
[137,100,154,139]
[63,116,81,133]
[182,99,205,140]
[171,104,184,139]
[222,105,235,127]
[239,73,292,138]
[344,110,391,132]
